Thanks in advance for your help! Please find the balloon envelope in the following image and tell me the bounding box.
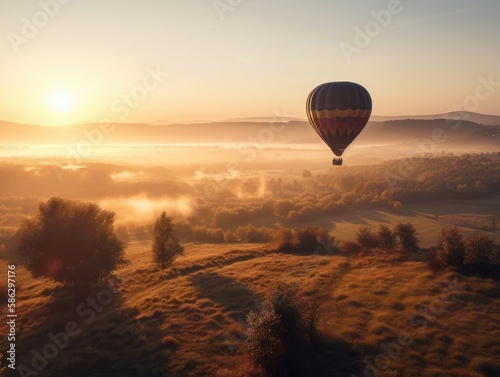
[306,81,372,157]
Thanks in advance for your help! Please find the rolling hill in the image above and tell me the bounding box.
[1,116,499,150]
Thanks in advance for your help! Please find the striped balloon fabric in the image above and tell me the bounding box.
[306,82,372,159]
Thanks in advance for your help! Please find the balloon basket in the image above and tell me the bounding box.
[332,158,343,166]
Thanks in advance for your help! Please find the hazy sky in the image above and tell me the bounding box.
[1,0,499,125]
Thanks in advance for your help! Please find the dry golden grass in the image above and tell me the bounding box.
[1,238,499,376]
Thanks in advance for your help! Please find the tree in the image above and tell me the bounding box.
[355,227,379,250]
[394,223,419,252]
[436,227,465,266]
[464,233,494,265]
[377,225,396,251]
[152,212,184,268]
[17,197,127,300]
[244,282,315,376]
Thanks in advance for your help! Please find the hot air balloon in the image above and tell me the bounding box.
[306,81,372,165]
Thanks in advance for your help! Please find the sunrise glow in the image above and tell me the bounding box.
[48,91,76,114]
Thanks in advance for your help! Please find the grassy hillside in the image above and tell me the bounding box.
[1,237,499,376]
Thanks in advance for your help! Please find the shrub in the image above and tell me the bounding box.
[244,282,315,376]
[270,227,294,253]
[394,223,419,252]
[427,247,447,271]
[436,227,465,266]
[270,226,337,254]
[377,225,396,251]
[430,228,500,273]
[341,241,362,254]
[464,233,495,265]
[355,227,379,250]
[294,225,328,253]
[235,225,272,243]
[191,226,225,243]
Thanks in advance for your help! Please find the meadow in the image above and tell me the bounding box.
[1,237,499,376]
[0,148,499,376]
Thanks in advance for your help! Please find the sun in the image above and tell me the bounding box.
[49,91,75,113]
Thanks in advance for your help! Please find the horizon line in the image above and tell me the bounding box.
[1,110,500,127]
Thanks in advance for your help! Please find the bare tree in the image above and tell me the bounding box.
[17,197,127,300]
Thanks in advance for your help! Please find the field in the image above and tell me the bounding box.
[328,196,500,247]
[1,151,499,376]
[1,229,500,376]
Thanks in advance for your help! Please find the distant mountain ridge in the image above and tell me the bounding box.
[370,111,500,126]
[1,112,499,148]
[218,112,500,126]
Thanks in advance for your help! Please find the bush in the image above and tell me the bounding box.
[191,226,225,243]
[235,225,272,243]
[294,226,327,253]
[377,225,397,251]
[429,228,500,273]
[394,223,419,252]
[464,233,494,265]
[436,227,465,266]
[270,227,294,253]
[355,227,379,250]
[340,241,362,254]
[244,282,315,376]
[427,247,447,271]
[270,226,337,254]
